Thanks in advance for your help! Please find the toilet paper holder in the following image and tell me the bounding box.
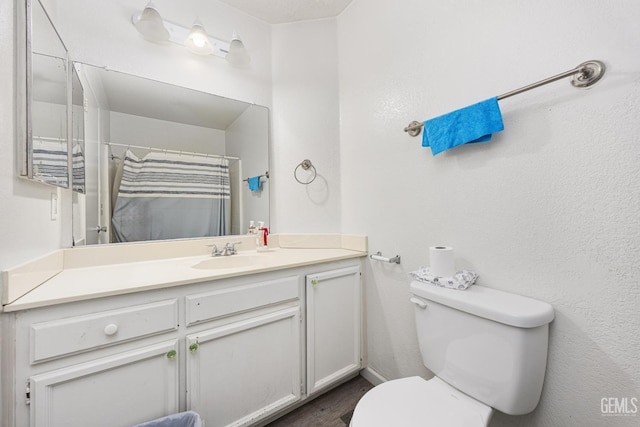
[369,251,401,265]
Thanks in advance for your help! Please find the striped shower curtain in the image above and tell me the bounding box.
[32,137,69,187]
[112,150,230,242]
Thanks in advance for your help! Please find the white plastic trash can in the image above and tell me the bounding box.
[133,411,202,427]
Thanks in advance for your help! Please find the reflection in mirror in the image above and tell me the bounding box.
[28,0,69,188]
[71,65,85,193]
[71,65,86,245]
[73,64,269,246]
[31,54,68,187]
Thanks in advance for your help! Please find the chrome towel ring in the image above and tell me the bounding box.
[294,159,317,184]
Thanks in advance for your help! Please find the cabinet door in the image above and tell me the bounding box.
[186,307,301,427]
[306,266,362,395]
[30,340,179,427]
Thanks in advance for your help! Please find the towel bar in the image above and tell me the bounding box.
[243,172,269,182]
[404,60,606,136]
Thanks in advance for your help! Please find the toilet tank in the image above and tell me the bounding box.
[409,281,554,415]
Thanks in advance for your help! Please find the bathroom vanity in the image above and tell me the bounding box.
[0,234,367,427]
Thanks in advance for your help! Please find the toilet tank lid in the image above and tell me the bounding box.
[410,281,555,328]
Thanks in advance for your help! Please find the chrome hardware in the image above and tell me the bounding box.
[242,171,270,182]
[369,251,401,264]
[92,226,108,233]
[294,159,317,184]
[209,241,242,257]
[404,121,423,137]
[405,59,607,136]
[571,60,606,88]
[221,241,241,256]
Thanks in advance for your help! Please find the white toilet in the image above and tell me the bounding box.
[351,281,555,427]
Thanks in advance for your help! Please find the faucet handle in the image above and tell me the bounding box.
[226,241,242,254]
[206,244,222,256]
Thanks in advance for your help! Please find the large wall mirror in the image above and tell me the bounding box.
[72,64,269,245]
[25,0,69,188]
[23,0,270,246]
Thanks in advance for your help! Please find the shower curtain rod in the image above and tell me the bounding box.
[105,142,240,161]
[34,135,83,142]
[404,60,606,136]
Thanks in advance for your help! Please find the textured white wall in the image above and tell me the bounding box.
[338,0,640,425]
[271,19,341,233]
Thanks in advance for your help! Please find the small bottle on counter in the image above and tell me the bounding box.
[256,221,269,250]
[248,220,256,235]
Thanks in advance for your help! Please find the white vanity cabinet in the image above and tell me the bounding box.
[12,298,181,427]
[183,276,302,427]
[2,258,363,427]
[306,266,362,396]
[29,340,180,427]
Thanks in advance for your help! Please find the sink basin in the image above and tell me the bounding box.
[191,255,266,270]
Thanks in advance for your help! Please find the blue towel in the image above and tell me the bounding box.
[248,176,261,192]
[422,97,504,155]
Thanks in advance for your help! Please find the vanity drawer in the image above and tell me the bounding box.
[30,299,178,363]
[186,275,299,325]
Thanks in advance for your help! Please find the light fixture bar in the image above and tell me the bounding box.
[131,7,244,61]
[163,20,230,58]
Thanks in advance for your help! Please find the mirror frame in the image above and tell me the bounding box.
[70,63,85,194]
[17,0,71,188]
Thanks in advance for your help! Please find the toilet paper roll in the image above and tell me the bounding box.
[430,246,455,277]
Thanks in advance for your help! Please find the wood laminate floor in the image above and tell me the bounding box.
[265,376,374,427]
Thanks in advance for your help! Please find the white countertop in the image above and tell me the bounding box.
[2,234,367,312]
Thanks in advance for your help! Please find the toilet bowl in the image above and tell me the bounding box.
[350,376,492,427]
[351,281,554,425]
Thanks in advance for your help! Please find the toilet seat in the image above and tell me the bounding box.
[350,376,493,427]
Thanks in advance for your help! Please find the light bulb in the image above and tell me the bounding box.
[193,36,207,48]
[184,20,214,55]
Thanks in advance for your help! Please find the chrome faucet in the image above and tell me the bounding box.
[211,241,241,257]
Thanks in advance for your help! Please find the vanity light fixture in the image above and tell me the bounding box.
[225,32,251,67]
[132,1,169,42]
[184,20,214,55]
[131,2,250,66]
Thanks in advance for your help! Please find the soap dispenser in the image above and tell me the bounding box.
[257,221,268,250]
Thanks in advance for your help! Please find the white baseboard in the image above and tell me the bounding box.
[360,366,387,386]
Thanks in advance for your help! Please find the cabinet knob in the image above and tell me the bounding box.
[189,343,199,353]
[166,350,177,360]
[103,323,118,336]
